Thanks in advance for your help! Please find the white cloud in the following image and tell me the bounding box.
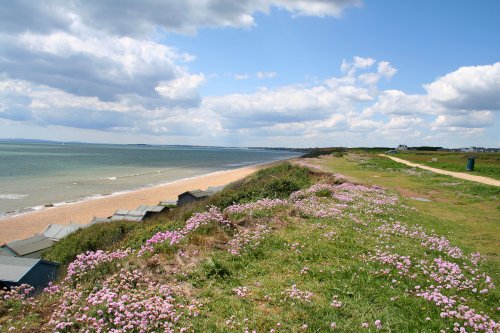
[341,56,375,75]
[363,90,440,116]
[432,111,494,129]
[384,116,424,130]
[256,71,277,79]
[0,0,361,36]
[377,61,397,79]
[425,62,500,111]
[155,74,205,101]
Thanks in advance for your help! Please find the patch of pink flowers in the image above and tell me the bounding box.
[49,269,200,333]
[284,284,314,303]
[290,182,399,219]
[227,224,270,255]
[66,248,133,281]
[139,206,230,255]
[232,286,249,298]
[224,198,288,216]
[0,284,35,308]
[330,295,342,308]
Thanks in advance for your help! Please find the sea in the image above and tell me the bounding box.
[0,142,301,218]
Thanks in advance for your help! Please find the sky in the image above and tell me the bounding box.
[0,0,499,148]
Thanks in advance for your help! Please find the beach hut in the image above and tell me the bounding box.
[136,205,168,218]
[0,256,59,290]
[177,190,210,206]
[42,223,85,242]
[136,205,167,214]
[4,234,54,259]
[159,200,178,207]
[111,209,148,222]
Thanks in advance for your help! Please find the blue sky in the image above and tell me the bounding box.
[0,0,499,147]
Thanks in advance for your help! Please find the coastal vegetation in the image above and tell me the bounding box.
[1,159,498,332]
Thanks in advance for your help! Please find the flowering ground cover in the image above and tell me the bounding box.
[0,161,498,332]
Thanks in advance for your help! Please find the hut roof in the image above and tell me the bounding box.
[111,209,147,222]
[180,190,209,199]
[42,224,85,241]
[136,205,166,213]
[0,256,59,283]
[5,234,54,257]
[159,200,177,206]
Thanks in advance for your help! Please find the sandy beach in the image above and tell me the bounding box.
[0,164,266,244]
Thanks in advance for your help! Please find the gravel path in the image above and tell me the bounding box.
[379,154,500,187]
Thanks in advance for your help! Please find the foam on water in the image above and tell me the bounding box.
[0,193,28,200]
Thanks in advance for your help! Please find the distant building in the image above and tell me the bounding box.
[177,190,211,206]
[0,256,59,290]
[461,146,488,153]
[396,145,408,151]
[3,234,54,259]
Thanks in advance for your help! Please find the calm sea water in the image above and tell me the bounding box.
[0,142,300,217]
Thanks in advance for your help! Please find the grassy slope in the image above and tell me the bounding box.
[1,160,498,332]
[316,154,500,261]
[393,151,500,180]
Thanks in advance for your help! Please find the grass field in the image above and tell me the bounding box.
[392,151,500,180]
[1,159,498,332]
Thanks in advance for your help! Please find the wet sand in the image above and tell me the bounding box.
[0,164,266,244]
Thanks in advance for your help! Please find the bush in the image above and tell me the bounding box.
[210,163,312,208]
[43,222,140,264]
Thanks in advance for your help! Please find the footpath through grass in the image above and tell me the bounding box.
[1,160,498,332]
[392,151,500,180]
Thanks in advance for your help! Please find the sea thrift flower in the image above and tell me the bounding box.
[330,295,342,308]
[233,286,249,298]
[285,285,314,303]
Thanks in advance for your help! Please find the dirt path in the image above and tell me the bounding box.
[379,154,500,186]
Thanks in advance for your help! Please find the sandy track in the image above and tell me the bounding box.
[380,154,500,187]
[0,164,266,244]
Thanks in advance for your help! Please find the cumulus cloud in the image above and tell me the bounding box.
[425,62,500,111]
[432,111,494,129]
[0,0,361,36]
[1,30,194,103]
[0,0,497,146]
[155,74,205,102]
[363,90,440,116]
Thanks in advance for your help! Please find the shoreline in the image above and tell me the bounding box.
[0,161,281,244]
[0,159,286,221]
